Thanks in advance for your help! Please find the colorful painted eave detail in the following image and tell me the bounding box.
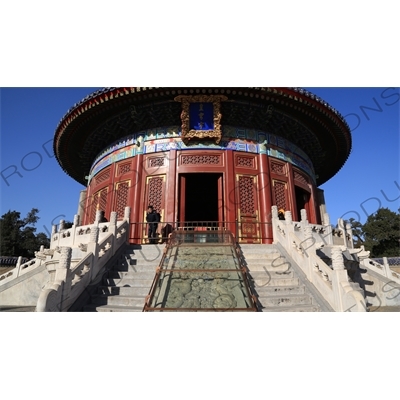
[88,126,316,185]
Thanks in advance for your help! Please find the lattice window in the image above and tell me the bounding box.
[115,181,130,220]
[147,177,163,212]
[181,155,220,165]
[236,156,254,168]
[90,188,107,223]
[95,168,110,185]
[99,189,108,213]
[273,181,287,210]
[271,162,285,175]
[90,194,99,223]
[118,162,131,175]
[149,157,165,168]
[294,170,308,185]
[239,176,255,215]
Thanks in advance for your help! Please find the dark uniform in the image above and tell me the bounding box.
[146,207,159,244]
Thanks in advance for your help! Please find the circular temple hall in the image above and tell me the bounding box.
[53,87,351,244]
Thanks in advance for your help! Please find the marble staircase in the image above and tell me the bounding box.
[239,244,330,311]
[83,244,164,312]
[81,242,332,312]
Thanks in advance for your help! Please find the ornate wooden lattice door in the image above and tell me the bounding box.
[142,175,166,243]
[236,174,260,243]
[90,187,108,223]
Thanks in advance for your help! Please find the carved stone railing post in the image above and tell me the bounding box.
[109,211,117,248]
[300,209,308,223]
[73,214,80,227]
[15,256,23,278]
[345,222,354,249]
[55,246,72,311]
[319,212,332,245]
[331,246,347,311]
[50,225,58,249]
[285,210,293,225]
[383,257,392,278]
[59,219,65,231]
[87,226,99,281]
[124,206,131,222]
[303,224,315,281]
[95,210,103,225]
[271,206,279,244]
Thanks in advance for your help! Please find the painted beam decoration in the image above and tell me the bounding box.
[175,95,228,144]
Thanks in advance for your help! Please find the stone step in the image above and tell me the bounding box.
[249,276,299,287]
[91,294,146,308]
[98,286,150,297]
[103,278,154,287]
[84,304,142,312]
[252,285,306,296]
[243,253,281,260]
[112,264,158,273]
[107,270,157,279]
[246,261,292,272]
[258,293,313,307]
[239,244,278,252]
[261,304,320,312]
[247,269,295,279]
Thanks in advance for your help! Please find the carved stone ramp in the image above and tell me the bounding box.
[239,244,332,312]
[83,244,164,312]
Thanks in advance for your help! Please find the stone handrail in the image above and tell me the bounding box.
[0,249,50,287]
[271,206,366,312]
[358,251,400,285]
[36,207,131,312]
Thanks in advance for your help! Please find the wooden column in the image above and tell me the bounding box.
[258,153,273,244]
[130,153,143,243]
[225,150,237,234]
[286,163,297,220]
[165,149,177,226]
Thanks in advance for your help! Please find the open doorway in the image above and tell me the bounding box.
[179,173,222,223]
[295,186,311,222]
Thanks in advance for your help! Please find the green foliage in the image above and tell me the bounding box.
[0,208,50,258]
[362,208,400,257]
[348,208,400,257]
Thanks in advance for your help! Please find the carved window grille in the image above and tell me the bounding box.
[149,157,165,168]
[236,156,254,168]
[273,181,287,210]
[238,176,256,215]
[294,170,308,185]
[115,181,130,220]
[90,194,99,224]
[147,176,164,212]
[118,162,131,176]
[90,188,108,223]
[181,155,220,165]
[95,168,110,185]
[271,162,285,175]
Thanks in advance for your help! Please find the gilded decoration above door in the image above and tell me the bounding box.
[175,95,228,145]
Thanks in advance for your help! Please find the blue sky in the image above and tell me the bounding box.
[0,87,399,235]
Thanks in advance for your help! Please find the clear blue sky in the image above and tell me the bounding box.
[0,87,399,234]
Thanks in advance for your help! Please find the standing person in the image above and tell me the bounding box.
[146,205,159,244]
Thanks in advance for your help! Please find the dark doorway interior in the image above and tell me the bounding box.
[183,173,219,222]
[295,186,310,221]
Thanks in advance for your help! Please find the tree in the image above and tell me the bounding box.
[362,208,400,257]
[0,208,50,258]
[347,218,364,248]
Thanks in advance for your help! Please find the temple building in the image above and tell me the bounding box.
[53,87,351,244]
[4,87,399,312]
